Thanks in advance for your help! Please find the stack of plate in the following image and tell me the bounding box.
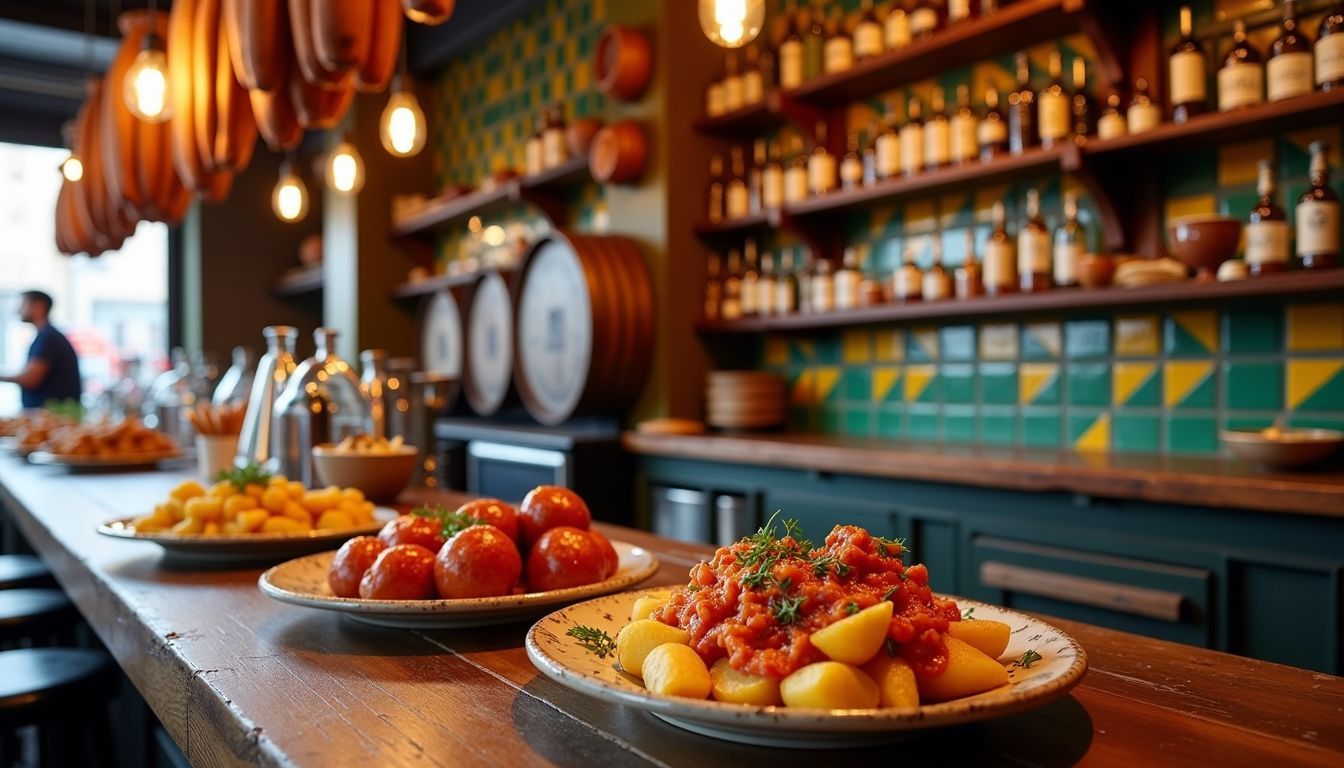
[705,372,786,431]
[1114,258,1189,288]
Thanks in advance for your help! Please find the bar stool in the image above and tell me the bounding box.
[0,647,120,767]
[0,590,78,648]
[0,555,56,590]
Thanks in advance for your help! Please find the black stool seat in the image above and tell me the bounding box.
[0,556,55,590]
[0,590,77,643]
[0,648,119,728]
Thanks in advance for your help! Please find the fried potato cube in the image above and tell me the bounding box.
[301,489,340,513]
[286,481,305,498]
[165,498,186,522]
[314,511,354,530]
[916,636,1010,702]
[615,620,691,678]
[223,494,257,518]
[171,517,204,535]
[260,516,309,534]
[281,502,313,527]
[349,503,375,524]
[208,480,236,499]
[268,475,288,486]
[945,619,1011,660]
[710,658,782,705]
[629,595,665,622]
[642,643,712,699]
[203,522,221,535]
[183,497,223,522]
[862,654,919,708]
[148,505,175,526]
[809,601,894,665]
[169,481,206,502]
[237,509,270,533]
[244,483,266,500]
[779,661,880,709]
[132,515,163,532]
[261,487,289,513]
[340,488,365,503]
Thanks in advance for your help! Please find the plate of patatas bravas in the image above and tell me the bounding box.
[527,518,1087,746]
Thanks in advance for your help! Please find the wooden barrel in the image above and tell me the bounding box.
[418,288,463,411]
[461,270,516,416]
[512,231,653,426]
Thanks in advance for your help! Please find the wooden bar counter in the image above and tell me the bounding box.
[2,456,1342,767]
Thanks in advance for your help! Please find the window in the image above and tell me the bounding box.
[0,142,169,414]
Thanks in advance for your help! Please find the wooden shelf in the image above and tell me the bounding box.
[390,156,592,238]
[390,268,517,300]
[696,270,1344,334]
[692,211,776,241]
[272,264,323,298]
[694,101,784,137]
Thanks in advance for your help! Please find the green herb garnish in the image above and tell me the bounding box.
[412,504,486,539]
[738,511,811,591]
[885,637,899,657]
[882,585,899,602]
[771,593,805,625]
[811,552,852,579]
[874,536,909,560]
[567,625,616,659]
[961,607,976,620]
[845,602,860,615]
[1012,649,1043,669]
[216,462,272,492]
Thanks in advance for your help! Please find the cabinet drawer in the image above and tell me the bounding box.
[969,536,1213,648]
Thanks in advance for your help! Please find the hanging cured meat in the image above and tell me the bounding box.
[357,0,402,93]
[192,0,257,174]
[287,45,354,129]
[287,0,351,88]
[311,0,373,71]
[402,0,455,26]
[168,0,235,201]
[223,0,285,91]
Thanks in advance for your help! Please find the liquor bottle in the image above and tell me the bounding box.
[1246,159,1289,276]
[885,1,911,50]
[807,120,837,196]
[757,250,777,316]
[948,0,972,25]
[707,154,725,223]
[1317,1,1344,90]
[979,88,1009,160]
[1218,19,1264,112]
[853,0,884,60]
[726,146,750,219]
[862,122,879,185]
[763,140,785,210]
[775,248,799,314]
[892,243,923,302]
[797,247,814,313]
[722,52,744,112]
[524,112,545,175]
[923,237,953,301]
[823,6,854,74]
[704,253,722,321]
[1297,141,1340,269]
[706,79,726,117]
[950,84,978,165]
[721,249,742,321]
[925,87,952,170]
[910,0,941,41]
[1098,91,1127,140]
[803,0,826,80]
[841,131,864,190]
[983,200,1017,296]
[542,102,569,168]
[876,97,902,179]
[859,250,885,306]
[743,45,766,105]
[1053,192,1084,288]
[835,247,862,310]
[778,1,805,90]
[741,239,760,317]
[900,97,925,176]
[1071,57,1094,143]
[955,228,984,298]
[748,139,766,215]
[783,135,809,204]
[1038,50,1070,149]
[1008,51,1037,155]
[1018,189,1053,292]
[1169,6,1207,123]
[1269,1,1314,102]
[1127,78,1162,134]
[811,257,835,313]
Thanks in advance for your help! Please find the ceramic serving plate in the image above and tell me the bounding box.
[28,450,183,470]
[526,587,1089,748]
[258,542,659,629]
[97,508,396,566]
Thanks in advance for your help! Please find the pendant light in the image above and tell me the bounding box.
[60,153,84,182]
[272,153,309,222]
[325,135,365,194]
[698,0,764,48]
[380,44,426,157]
[123,0,170,122]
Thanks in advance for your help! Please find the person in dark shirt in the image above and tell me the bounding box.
[2,290,83,409]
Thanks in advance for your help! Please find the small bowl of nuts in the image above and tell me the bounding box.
[311,435,419,503]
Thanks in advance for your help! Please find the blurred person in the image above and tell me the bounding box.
[1,290,82,408]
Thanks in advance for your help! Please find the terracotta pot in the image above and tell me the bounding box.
[1167,214,1242,282]
[594,25,652,102]
[566,118,604,157]
[1077,253,1115,289]
[589,120,648,185]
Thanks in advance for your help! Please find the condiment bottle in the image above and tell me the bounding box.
[979,88,1009,160]
[884,2,911,50]
[1097,91,1127,140]
[721,249,743,320]
[876,97,901,180]
[1268,0,1314,102]
[950,84,978,165]
[743,45,766,104]
[1008,51,1037,155]
[803,0,825,80]
[762,140,785,210]
[756,250,777,316]
[841,131,864,191]
[778,2,805,90]
[524,112,545,175]
[775,248,799,314]
[748,139,766,215]
[823,6,854,74]
[741,238,760,317]
[810,257,835,313]
[924,87,951,170]
[1071,57,1093,142]
[1169,5,1207,123]
[704,253,722,321]
[1218,19,1264,112]
[706,154,725,224]
[900,96,924,177]
[1037,50,1070,149]
[722,52,744,113]
[783,135,809,204]
[853,0,883,60]
[726,146,750,219]
[541,102,568,168]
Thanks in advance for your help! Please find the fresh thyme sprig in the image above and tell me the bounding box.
[567,625,616,658]
[1012,649,1043,669]
[874,536,910,560]
[771,593,804,625]
[412,504,485,539]
[216,462,272,492]
[845,602,860,615]
[961,606,976,620]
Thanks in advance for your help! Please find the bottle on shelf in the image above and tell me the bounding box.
[925,86,952,170]
[1218,19,1264,112]
[1317,1,1344,91]
[748,139,766,215]
[722,52,744,112]
[950,84,978,165]
[1297,140,1340,269]
[948,0,973,26]
[542,102,569,168]
[1008,51,1037,155]
[811,256,835,313]
[900,96,925,177]
[1038,50,1071,149]
[721,248,743,321]
[808,120,837,196]
[1071,57,1093,143]
[980,0,999,15]
[524,112,545,176]
[1169,5,1207,124]
[778,0,805,90]
[707,154,725,224]
[784,134,809,204]
[859,249,885,306]
[757,250,777,316]
[923,236,953,301]
[1127,78,1162,135]
[853,0,884,60]
[803,0,826,81]
[862,122,880,186]
[876,97,902,180]
[1246,159,1290,276]
[1269,0,1315,103]
[743,45,766,105]
[955,228,984,299]
[797,247,814,313]
[979,87,1009,160]
[1018,189,1053,292]
[1098,91,1127,140]
[885,1,912,51]
[910,0,941,42]
[776,248,799,314]
[835,247,862,310]
[741,239,760,317]
[706,79,726,117]
[726,146,750,219]
[763,140,785,210]
[892,242,924,302]
[704,253,722,321]
[823,6,855,74]
[1053,192,1084,288]
[841,130,865,191]
[983,200,1017,296]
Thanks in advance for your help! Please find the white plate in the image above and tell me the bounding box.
[28,450,182,470]
[97,508,396,566]
[526,587,1088,748]
[259,541,659,628]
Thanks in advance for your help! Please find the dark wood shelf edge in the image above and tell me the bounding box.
[272,265,324,298]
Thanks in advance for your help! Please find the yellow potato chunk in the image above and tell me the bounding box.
[315,510,354,530]
[171,517,204,535]
[207,480,235,499]
[862,654,919,708]
[261,487,289,513]
[629,595,665,622]
[281,502,314,527]
[780,661,880,710]
[164,499,185,522]
[946,619,1011,660]
[809,601,893,665]
[223,495,256,518]
[349,503,375,524]
[615,620,691,678]
[244,483,266,500]
[286,481,305,498]
[710,658,782,705]
[917,636,1010,702]
[132,515,163,532]
[169,481,206,502]
[642,643,712,699]
[203,521,221,535]
[237,509,270,533]
[183,497,223,522]
[340,488,365,503]
[302,489,340,513]
[260,516,309,534]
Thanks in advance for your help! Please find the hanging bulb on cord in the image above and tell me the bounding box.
[272,154,309,222]
[124,0,170,122]
[380,75,427,157]
[60,154,85,182]
[698,0,764,48]
[326,136,365,194]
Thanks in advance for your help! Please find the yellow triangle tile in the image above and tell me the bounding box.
[875,330,905,362]
[1074,413,1110,453]
[904,365,937,402]
[1164,361,1214,407]
[1287,305,1344,351]
[815,367,841,401]
[1219,139,1275,187]
[1026,323,1062,358]
[790,370,815,405]
[1019,363,1058,405]
[843,330,873,365]
[1165,194,1217,222]
[1288,360,1344,409]
[1173,310,1220,354]
[765,337,789,367]
[913,327,939,360]
[872,368,900,401]
[1115,315,1160,357]
[1114,362,1157,406]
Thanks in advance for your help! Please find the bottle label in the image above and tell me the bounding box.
[841,157,864,188]
[775,281,796,314]
[1169,50,1207,105]
[525,138,544,175]
[876,134,900,178]
[762,167,784,208]
[923,272,952,300]
[1297,200,1341,256]
[983,241,1016,287]
[834,272,860,310]
[1018,230,1052,274]
[950,115,977,161]
[1245,220,1290,265]
[977,118,1007,147]
[900,125,924,174]
[1038,92,1070,141]
[1009,103,1035,153]
[741,277,757,314]
[824,37,854,74]
[542,130,568,168]
[1127,103,1161,134]
[726,185,750,219]
[885,12,910,48]
[808,155,837,195]
[756,279,776,315]
[811,276,834,312]
[924,121,950,167]
[910,8,938,36]
[1217,63,1264,111]
[1098,113,1126,140]
[1267,52,1314,101]
[854,22,883,58]
[779,41,803,89]
[722,76,744,112]
[784,167,808,203]
[895,268,921,299]
[1054,241,1084,285]
[1318,34,1344,85]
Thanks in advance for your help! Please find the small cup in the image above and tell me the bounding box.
[196,434,240,483]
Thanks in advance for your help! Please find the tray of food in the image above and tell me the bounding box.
[26,418,180,469]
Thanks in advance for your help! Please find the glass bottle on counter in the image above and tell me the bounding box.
[784,135,809,204]
[742,45,765,105]
[776,248,799,314]
[950,84,978,165]
[1038,50,1070,149]
[1269,1,1314,103]
[885,2,911,51]
[979,88,1009,160]
[824,6,854,74]
[923,236,953,301]
[1246,159,1289,276]
[925,87,952,170]
[892,243,924,302]
[778,3,805,90]
[876,97,901,180]
[900,96,925,177]
[910,0,940,41]
[721,249,743,320]
[1297,141,1340,269]
[1098,91,1126,140]
[862,122,879,185]
[984,200,1017,296]
[722,52,744,113]
[741,239,760,317]
[1318,2,1344,90]
[1054,192,1084,288]
[762,140,785,210]
[727,146,750,219]
[841,131,864,191]
[1218,19,1264,112]
[757,251,777,316]
[1127,78,1162,134]
[1071,57,1093,143]
[955,228,985,299]
[853,0,883,60]
[1008,51,1037,155]
[707,154,725,224]
[525,112,545,175]
[704,253,722,321]
[803,0,826,80]
[834,247,861,310]
[749,139,766,215]
[808,120,837,196]
[1169,6,1207,123]
[542,102,568,168]
[1019,189,1053,292]
[810,257,835,313]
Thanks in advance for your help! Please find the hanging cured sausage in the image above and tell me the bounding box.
[168,0,235,200]
[287,0,351,88]
[357,0,402,93]
[223,0,285,91]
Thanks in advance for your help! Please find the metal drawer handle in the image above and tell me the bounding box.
[979,561,1186,623]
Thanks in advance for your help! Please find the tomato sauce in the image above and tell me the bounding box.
[655,525,960,680]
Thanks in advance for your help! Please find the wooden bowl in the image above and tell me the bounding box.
[589,121,648,185]
[1168,215,1241,281]
[1222,428,1343,469]
[1076,253,1115,289]
[311,445,419,503]
[567,117,605,157]
[594,25,652,102]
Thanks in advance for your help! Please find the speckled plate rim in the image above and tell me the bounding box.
[96,507,397,549]
[28,450,183,468]
[525,587,1088,741]
[257,541,660,618]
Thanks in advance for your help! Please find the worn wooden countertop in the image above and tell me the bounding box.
[623,431,1344,518]
[2,457,1342,767]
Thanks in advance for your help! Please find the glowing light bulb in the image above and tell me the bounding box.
[124,40,171,123]
[272,163,309,222]
[698,0,763,48]
[60,155,84,182]
[380,88,426,157]
[325,139,365,194]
